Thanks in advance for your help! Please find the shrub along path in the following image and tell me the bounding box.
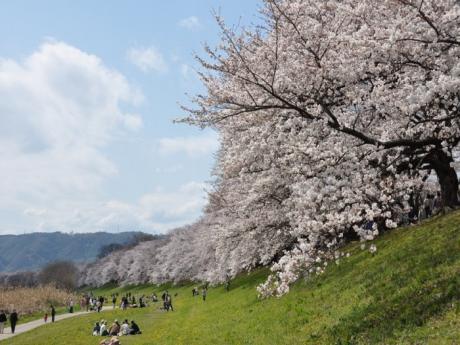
[0,307,111,341]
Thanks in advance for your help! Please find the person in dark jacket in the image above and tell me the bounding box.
[161,291,168,310]
[129,320,141,335]
[50,305,56,322]
[9,310,18,334]
[92,322,101,336]
[0,310,7,334]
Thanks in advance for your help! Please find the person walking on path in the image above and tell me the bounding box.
[50,305,56,323]
[0,310,6,334]
[69,299,74,313]
[85,296,90,311]
[9,310,18,334]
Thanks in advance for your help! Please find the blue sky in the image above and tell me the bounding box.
[0,0,260,234]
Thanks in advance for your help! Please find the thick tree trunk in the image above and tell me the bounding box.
[425,149,459,208]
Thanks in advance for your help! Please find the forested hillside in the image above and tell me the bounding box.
[0,232,145,272]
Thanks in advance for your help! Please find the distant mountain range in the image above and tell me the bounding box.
[0,231,145,272]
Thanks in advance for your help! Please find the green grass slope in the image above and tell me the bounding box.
[4,211,460,345]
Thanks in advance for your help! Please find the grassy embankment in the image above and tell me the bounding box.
[3,210,459,344]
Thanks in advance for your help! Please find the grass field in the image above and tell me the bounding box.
[3,211,460,345]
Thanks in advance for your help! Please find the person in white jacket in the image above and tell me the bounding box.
[100,320,108,336]
[119,320,130,336]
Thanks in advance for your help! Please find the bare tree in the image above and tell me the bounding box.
[38,261,78,291]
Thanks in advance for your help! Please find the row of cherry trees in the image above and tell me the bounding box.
[80,0,460,295]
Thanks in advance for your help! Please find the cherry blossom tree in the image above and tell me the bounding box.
[184,0,460,208]
[181,0,460,295]
[80,0,459,296]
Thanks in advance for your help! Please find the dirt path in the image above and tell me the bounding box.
[0,307,112,341]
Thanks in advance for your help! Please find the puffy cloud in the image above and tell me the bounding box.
[139,182,208,222]
[0,41,211,235]
[23,182,209,233]
[123,113,143,131]
[178,16,202,30]
[0,41,143,233]
[127,46,168,73]
[157,132,219,157]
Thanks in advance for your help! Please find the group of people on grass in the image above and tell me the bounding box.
[0,285,215,340]
[82,294,106,312]
[92,318,141,337]
[0,309,18,334]
[120,294,146,310]
[82,292,150,313]
[192,286,208,301]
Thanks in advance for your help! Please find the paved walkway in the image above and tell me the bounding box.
[0,307,111,341]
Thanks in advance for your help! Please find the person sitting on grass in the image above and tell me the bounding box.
[139,296,145,308]
[108,320,120,336]
[129,320,141,335]
[92,322,101,336]
[119,319,130,336]
[100,320,108,336]
[99,336,121,345]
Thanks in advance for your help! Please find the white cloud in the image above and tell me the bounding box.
[21,182,209,233]
[180,64,190,78]
[0,41,210,235]
[157,132,219,157]
[23,208,47,217]
[123,113,143,131]
[0,41,144,234]
[127,46,168,73]
[154,165,184,174]
[139,182,208,221]
[178,16,202,30]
